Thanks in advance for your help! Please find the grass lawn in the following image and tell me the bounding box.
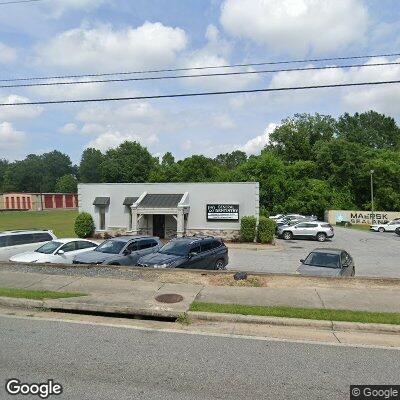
[341,224,371,232]
[190,302,400,325]
[0,287,86,300]
[0,210,78,238]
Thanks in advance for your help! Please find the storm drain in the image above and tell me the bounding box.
[155,293,184,304]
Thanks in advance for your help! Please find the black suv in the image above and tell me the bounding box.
[137,236,228,270]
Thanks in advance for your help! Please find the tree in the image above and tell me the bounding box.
[175,155,221,182]
[55,174,78,193]
[269,113,336,162]
[40,151,74,192]
[101,141,156,183]
[337,111,400,150]
[215,150,247,170]
[0,159,8,191]
[78,148,104,183]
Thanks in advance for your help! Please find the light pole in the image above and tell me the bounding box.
[370,169,374,223]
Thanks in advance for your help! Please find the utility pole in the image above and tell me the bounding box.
[370,169,374,224]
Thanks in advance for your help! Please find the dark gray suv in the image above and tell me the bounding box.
[73,236,162,266]
[137,236,228,270]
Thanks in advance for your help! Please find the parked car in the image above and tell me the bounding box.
[72,236,162,265]
[0,229,56,261]
[269,214,285,220]
[10,238,98,264]
[370,220,400,232]
[277,221,334,242]
[137,236,228,270]
[275,214,305,224]
[297,248,355,277]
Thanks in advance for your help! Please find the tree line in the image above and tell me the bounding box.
[1,110,399,217]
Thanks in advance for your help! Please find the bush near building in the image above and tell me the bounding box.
[257,217,276,244]
[74,212,95,238]
[240,216,257,242]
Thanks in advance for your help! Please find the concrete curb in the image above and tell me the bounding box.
[0,297,181,319]
[187,311,400,334]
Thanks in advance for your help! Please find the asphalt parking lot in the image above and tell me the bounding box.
[227,226,400,278]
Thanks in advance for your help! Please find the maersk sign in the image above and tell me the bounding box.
[325,210,400,225]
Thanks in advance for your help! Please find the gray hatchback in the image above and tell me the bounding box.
[297,248,355,277]
[73,236,162,266]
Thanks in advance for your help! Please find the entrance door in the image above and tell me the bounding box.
[153,215,165,239]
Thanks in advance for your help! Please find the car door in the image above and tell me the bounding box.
[185,244,204,269]
[292,223,308,237]
[57,241,79,263]
[119,240,139,265]
[0,233,34,260]
[302,223,319,237]
[340,251,352,276]
[138,239,159,257]
[75,241,97,256]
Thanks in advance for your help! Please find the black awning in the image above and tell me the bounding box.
[139,193,183,208]
[93,197,110,206]
[123,196,138,206]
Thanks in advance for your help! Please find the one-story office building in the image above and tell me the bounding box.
[78,182,259,239]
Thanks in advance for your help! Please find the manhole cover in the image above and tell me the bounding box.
[155,293,184,303]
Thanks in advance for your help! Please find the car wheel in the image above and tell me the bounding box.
[316,232,327,242]
[215,259,226,270]
[282,231,293,240]
[109,262,120,266]
[378,227,385,233]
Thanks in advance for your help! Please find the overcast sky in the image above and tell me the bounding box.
[1,0,400,163]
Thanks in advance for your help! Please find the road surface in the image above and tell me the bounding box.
[1,315,399,399]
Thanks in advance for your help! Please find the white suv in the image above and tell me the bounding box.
[0,230,57,261]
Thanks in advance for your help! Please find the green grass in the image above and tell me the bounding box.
[190,301,400,325]
[0,287,87,300]
[0,210,78,238]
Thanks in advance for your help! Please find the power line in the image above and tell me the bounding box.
[0,0,43,5]
[1,61,399,89]
[1,79,399,106]
[1,52,400,83]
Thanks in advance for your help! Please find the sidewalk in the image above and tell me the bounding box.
[1,270,400,317]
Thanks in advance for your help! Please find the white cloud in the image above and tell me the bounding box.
[220,0,368,55]
[36,22,187,71]
[240,122,278,154]
[182,24,258,90]
[86,130,158,152]
[44,0,107,17]
[212,113,236,130]
[0,122,26,153]
[0,95,43,121]
[59,123,78,134]
[0,42,17,64]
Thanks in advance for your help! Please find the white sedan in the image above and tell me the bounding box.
[9,238,98,264]
[370,220,400,232]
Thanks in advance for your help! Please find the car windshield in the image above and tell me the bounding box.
[159,241,189,256]
[95,240,125,254]
[304,252,340,269]
[35,241,62,254]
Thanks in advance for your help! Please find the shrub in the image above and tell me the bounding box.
[259,207,270,218]
[74,212,95,238]
[257,217,276,244]
[240,216,257,242]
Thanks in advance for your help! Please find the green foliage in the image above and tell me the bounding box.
[257,217,276,244]
[240,216,257,242]
[101,141,156,183]
[74,212,95,238]
[55,174,78,193]
[259,207,269,218]
[2,110,400,214]
[79,148,104,183]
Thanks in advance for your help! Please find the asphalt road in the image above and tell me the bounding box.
[228,227,400,278]
[1,315,399,400]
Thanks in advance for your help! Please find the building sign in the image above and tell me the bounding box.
[326,210,400,225]
[207,204,239,221]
